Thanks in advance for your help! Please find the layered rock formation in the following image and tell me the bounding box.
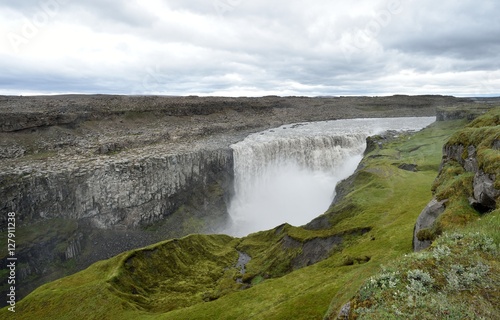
[2,149,233,229]
[0,146,234,301]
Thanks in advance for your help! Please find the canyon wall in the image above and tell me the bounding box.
[1,149,233,229]
[0,147,234,302]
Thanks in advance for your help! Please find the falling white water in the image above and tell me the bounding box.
[224,117,435,236]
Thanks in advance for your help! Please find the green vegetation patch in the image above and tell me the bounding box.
[108,234,240,313]
[447,107,500,184]
[421,108,500,240]
[345,210,500,320]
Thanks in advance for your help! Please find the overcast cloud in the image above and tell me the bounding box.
[0,0,498,96]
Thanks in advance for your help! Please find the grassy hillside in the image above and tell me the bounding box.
[2,114,491,319]
[326,108,500,319]
[331,212,499,319]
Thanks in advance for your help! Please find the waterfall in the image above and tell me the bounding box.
[224,117,436,236]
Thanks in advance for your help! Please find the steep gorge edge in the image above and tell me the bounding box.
[4,106,497,318]
[0,148,234,301]
[1,95,466,302]
[2,107,497,319]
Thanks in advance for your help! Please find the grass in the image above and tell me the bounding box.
[0,116,485,319]
[343,210,499,319]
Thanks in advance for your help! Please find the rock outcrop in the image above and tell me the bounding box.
[413,199,447,251]
[443,143,499,212]
[472,171,500,212]
[413,110,499,251]
[413,148,498,251]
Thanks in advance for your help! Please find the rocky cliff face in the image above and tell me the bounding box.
[0,146,234,303]
[1,148,233,229]
[442,144,499,212]
[413,110,500,251]
[435,104,494,121]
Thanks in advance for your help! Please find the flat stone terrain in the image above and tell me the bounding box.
[0,94,470,173]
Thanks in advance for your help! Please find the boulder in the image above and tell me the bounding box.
[398,163,418,172]
[470,171,499,212]
[413,198,447,251]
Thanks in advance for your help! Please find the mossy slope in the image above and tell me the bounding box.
[420,108,500,241]
[327,108,500,319]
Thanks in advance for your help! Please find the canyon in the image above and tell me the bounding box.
[0,94,474,302]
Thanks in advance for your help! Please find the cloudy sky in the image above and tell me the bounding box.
[0,0,498,96]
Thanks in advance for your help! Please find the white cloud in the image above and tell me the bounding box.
[0,0,498,96]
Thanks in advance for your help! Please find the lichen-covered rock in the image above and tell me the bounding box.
[336,301,351,319]
[471,171,499,212]
[463,145,479,172]
[413,198,447,251]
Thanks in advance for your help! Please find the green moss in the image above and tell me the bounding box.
[478,147,500,183]
[322,110,500,319]
[467,108,500,127]
[236,225,301,280]
[251,275,265,285]
[431,161,464,193]
[434,171,474,201]
[446,108,500,182]
[107,234,241,313]
[423,109,500,239]
[416,228,435,241]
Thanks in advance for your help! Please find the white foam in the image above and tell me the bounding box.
[223,117,435,236]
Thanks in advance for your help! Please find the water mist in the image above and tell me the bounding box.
[224,117,435,236]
